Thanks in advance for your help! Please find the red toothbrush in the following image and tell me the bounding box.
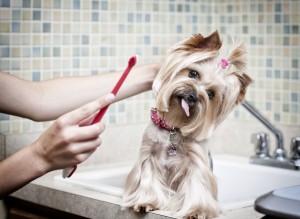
[62,55,138,178]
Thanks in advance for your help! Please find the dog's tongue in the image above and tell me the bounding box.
[181,99,190,117]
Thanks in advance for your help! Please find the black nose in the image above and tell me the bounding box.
[187,92,198,103]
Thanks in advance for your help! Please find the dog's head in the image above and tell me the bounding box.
[152,31,253,141]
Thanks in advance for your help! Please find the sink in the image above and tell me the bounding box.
[55,155,300,210]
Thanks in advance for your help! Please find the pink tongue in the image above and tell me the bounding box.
[181,99,190,117]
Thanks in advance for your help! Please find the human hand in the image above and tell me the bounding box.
[30,93,115,173]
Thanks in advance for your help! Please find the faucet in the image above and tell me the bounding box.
[242,100,300,171]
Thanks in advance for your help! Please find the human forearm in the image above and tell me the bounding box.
[35,64,158,121]
[0,64,158,121]
[0,143,47,199]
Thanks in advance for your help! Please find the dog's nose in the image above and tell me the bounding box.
[187,92,198,103]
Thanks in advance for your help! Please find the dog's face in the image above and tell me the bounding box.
[153,31,252,141]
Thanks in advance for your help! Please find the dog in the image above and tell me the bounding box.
[122,31,252,219]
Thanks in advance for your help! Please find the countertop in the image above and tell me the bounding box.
[10,163,264,219]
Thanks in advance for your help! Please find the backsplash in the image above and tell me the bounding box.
[0,0,299,134]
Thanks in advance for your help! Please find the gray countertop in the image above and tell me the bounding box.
[10,164,264,219]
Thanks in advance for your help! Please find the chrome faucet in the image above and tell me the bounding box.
[242,100,300,171]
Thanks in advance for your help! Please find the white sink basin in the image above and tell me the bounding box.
[55,155,300,210]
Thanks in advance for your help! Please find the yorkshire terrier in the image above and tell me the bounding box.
[122,31,252,219]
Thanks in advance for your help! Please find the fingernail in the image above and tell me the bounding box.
[105,93,115,103]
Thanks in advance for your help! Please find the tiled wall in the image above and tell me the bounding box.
[0,0,299,134]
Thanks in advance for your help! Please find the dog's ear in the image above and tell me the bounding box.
[233,72,253,104]
[183,30,222,51]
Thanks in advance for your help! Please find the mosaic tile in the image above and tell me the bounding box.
[0,0,299,134]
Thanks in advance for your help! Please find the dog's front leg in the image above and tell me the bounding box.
[167,145,221,219]
[122,128,170,213]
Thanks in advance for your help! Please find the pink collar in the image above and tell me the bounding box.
[150,108,172,131]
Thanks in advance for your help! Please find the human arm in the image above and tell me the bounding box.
[0,94,115,199]
[0,64,159,121]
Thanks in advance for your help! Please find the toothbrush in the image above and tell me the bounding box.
[62,55,138,178]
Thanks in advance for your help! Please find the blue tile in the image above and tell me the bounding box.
[73,59,80,68]
[274,70,281,78]
[291,104,298,113]
[73,47,80,56]
[275,3,281,12]
[0,35,10,45]
[145,14,151,22]
[291,71,299,79]
[53,47,60,56]
[23,0,31,8]
[53,0,61,8]
[192,15,197,23]
[100,47,108,56]
[283,70,289,79]
[12,10,21,20]
[291,93,298,102]
[12,22,20,32]
[176,25,182,33]
[265,102,272,111]
[82,35,89,44]
[32,71,41,81]
[33,0,41,8]
[73,0,80,9]
[0,113,9,121]
[275,14,281,23]
[185,4,190,12]
[242,26,248,33]
[43,47,50,57]
[92,12,99,21]
[33,11,41,20]
[153,3,159,11]
[128,13,134,22]
[144,36,150,45]
[101,1,108,10]
[266,59,272,67]
[0,47,9,57]
[92,1,99,9]
[266,70,272,78]
[43,23,51,32]
[1,0,10,7]
[153,47,159,55]
[283,25,290,34]
[177,4,183,12]
[292,25,299,34]
[137,13,143,22]
[282,104,289,112]
[118,24,125,33]
[11,61,20,70]
[292,59,298,68]
[32,47,41,57]
[169,3,175,12]
[22,48,31,57]
[274,113,280,122]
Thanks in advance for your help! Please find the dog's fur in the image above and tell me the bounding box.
[122,31,252,219]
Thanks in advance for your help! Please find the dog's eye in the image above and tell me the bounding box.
[206,90,215,100]
[188,70,199,79]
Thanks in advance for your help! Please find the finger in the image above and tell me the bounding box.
[62,93,115,125]
[69,136,102,155]
[64,123,105,143]
[74,148,97,164]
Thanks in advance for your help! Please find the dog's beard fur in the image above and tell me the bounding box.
[122,31,252,219]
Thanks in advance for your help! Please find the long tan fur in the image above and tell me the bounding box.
[122,31,252,219]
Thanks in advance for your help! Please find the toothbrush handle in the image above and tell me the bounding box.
[62,55,137,178]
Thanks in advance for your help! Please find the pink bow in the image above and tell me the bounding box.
[221,59,229,69]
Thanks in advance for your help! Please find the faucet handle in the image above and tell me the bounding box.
[290,137,300,167]
[251,132,271,159]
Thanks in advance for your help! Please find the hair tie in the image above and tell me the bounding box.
[220,59,229,69]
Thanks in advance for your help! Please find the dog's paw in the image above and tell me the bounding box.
[133,203,157,213]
